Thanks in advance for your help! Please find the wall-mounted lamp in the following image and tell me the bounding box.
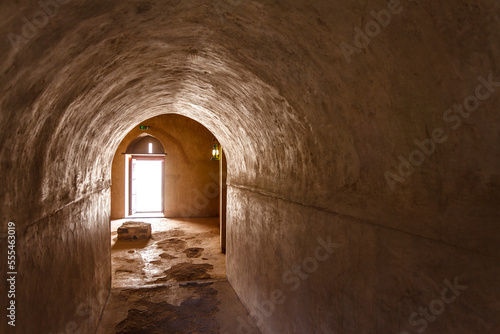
[211,140,220,160]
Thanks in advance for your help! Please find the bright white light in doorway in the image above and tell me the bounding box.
[135,160,162,212]
[149,143,153,154]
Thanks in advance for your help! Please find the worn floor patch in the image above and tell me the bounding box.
[183,247,204,258]
[115,284,219,334]
[153,263,214,283]
[156,238,187,252]
[97,282,262,334]
[159,252,177,260]
[152,229,186,239]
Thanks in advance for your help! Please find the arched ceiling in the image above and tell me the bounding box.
[1,0,499,236]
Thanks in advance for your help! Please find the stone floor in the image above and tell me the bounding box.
[96,218,260,334]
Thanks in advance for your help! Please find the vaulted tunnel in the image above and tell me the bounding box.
[1,0,499,333]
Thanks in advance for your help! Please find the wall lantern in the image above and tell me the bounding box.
[211,140,220,160]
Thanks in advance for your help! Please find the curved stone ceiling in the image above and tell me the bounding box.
[1,0,499,247]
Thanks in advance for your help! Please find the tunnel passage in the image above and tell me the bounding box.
[1,1,500,334]
[0,5,311,332]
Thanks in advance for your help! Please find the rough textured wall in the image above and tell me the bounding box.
[111,114,220,219]
[0,0,499,333]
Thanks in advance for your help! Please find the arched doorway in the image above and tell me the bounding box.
[111,114,224,222]
[108,114,227,287]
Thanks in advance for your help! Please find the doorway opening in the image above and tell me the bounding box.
[110,114,227,253]
[129,157,164,215]
[123,134,166,217]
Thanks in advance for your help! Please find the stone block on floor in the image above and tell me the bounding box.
[117,221,151,240]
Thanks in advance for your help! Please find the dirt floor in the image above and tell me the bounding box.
[110,217,226,288]
[96,218,260,334]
